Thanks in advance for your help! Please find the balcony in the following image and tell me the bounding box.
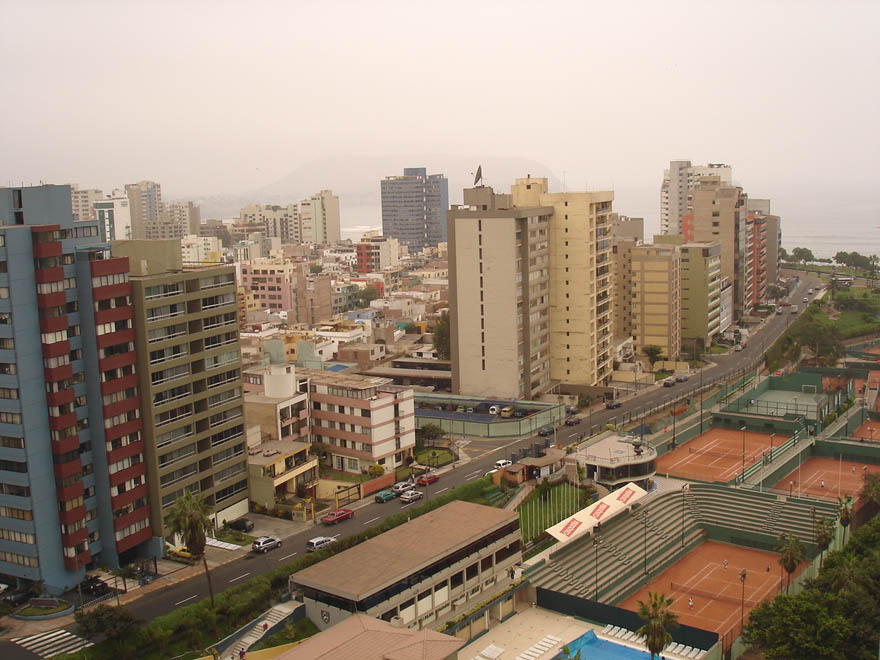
[90,257,129,277]
[111,482,148,509]
[39,315,68,333]
[95,306,133,326]
[48,411,77,432]
[106,438,145,465]
[61,526,89,548]
[46,388,74,407]
[36,292,66,309]
[52,433,79,455]
[63,548,91,572]
[97,328,135,349]
[92,282,131,300]
[53,457,82,480]
[58,504,86,525]
[55,480,84,502]
[112,506,150,533]
[41,340,70,359]
[33,242,62,259]
[101,372,139,396]
[44,364,73,383]
[34,266,64,283]
[115,525,152,553]
[104,418,142,442]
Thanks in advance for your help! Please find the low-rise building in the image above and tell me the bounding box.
[291,501,521,631]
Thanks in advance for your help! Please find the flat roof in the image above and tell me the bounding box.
[292,501,518,601]
[247,440,310,466]
[296,367,394,390]
[274,613,464,660]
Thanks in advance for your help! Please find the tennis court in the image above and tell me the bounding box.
[852,419,880,442]
[657,428,783,482]
[618,540,798,651]
[771,456,880,501]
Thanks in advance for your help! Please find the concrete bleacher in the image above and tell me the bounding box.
[527,489,703,603]
[527,483,837,605]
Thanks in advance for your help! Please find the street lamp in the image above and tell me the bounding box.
[699,364,704,434]
[739,568,747,633]
[741,425,747,480]
[592,536,599,600]
[789,480,794,497]
[643,508,648,574]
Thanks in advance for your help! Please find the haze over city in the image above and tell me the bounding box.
[2,0,878,251]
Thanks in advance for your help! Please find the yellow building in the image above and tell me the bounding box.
[510,178,615,386]
[630,244,681,360]
[679,242,722,349]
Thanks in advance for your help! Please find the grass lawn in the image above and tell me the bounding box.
[709,344,729,354]
[518,482,593,543]
[251,617,320,651]
[414,447,453,467]
[654,370,673,381]
[319,466,366,483]
[16,599,71,616]
[214,529,255,546]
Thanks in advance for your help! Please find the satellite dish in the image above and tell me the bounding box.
[473,165,483,186]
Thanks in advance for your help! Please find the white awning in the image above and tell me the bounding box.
[545,482,648,544]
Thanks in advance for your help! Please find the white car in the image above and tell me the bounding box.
[399,490,423,504]
[391,481,415,495]
[306,536,336,552]
[494,459,513,470]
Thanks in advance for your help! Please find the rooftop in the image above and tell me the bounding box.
[273,613,463,660]
[292,501,518,600]
[296,367,394,391]
[247,439,310,466]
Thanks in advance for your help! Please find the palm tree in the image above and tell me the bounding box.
[167,491,215,607]
[636,591,678,660]
[559,645,581,660]
[777,532,806,593]
[814,516,835,570]
[838,496,853,546]
[859,472,880,509]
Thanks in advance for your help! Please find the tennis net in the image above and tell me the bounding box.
[670,581,760,608]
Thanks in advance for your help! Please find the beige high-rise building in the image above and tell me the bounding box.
[125,180,163,239]
[511,178,614,386]
[611,214,644,242]
[300,190,341,245]
[661,161,732,235]
[69,184,103,222]
[612,239,637,343]
[240,204,300,243]
[685,176,750,320]
[630,244,681,360]
[111,240,246,539]
[679,242,722,348]
[449,186,552,399]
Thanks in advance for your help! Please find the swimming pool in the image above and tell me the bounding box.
[551,630,652,659]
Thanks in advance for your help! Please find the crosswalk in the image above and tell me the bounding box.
[12,629,93,658]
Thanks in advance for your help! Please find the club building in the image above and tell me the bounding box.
[290,501,522,631]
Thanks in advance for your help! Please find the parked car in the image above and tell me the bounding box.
[662,378,676,387]
[228,518,254,533]
[320,508,355,525]
[168,546,193,560]
[306,536,336,552]
[3,590,29,606]
[79,576,109,596]
[374,489,397,503]
[484,469,498,477]
[494,459,513,470]
[564,417,580,426]
[415,472,439,486]
[252,536,282,553]
[734,344,743,352]
[537,426,554,437]
[513,409,527,418]
[566,406,579,415]
[605,400,622,409]
[391,481,415,494]
[399,490,423,504]
[675,373,689,382]
[802,296,809,303]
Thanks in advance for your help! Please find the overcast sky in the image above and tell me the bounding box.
[2,0,878,235]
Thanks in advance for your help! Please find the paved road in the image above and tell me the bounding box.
[1,275,819,658]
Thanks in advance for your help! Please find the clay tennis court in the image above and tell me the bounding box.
[618,540,801,650]
[852,419,880,442]
[656,428,784,482]
[771,456,880,501]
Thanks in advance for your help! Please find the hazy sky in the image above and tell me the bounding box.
[2,0,878,240]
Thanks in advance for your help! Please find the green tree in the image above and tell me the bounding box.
[636,591,678,660]
[779,246,789,261]
[792,247,815,264]
[432,310,450,360]
[403,323,419,334]
[559,645,582,660]
[777,532,806,593]
[642,345,664,368]
[354,285,381,308]
[859,472,880,508]
[167,491,216,607]
[814,516,835,570]
[537,477,552,501]
[74,604,139,650]
[834,251,851,267]
[309,264,323,274]
[416,423,445,444]
[766,284,788,300]
[838,496,853,546]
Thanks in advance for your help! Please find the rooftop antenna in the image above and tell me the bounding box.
[472,165,483,187]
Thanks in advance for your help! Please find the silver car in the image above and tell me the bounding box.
[252,536,282,553]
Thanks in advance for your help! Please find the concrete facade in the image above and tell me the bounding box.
[124,180,162,240]
[112,240,248,540]
[449,186,552,399]
[679,242,722,347]
[93,190,132,242]
[239,258,298,313]
[660,161,732,235]
[0,185,156,593]
[240,204,300,244]
[630,244,681,360]
[381,168,449,251]
[510,178,615,387]
[69,185,102,223]
[300,190,341,245]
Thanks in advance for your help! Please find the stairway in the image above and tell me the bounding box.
[684,490,702,522]
[227,602,297,657]
[763,500,784,533]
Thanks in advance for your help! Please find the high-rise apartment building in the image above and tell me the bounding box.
[111,240,247,539]
[0,185,155,592]
[296,267,333,326]
[145,201,201,241]
[660,161,732,235]
[180,234,222,264]
[299,190,341,245]
[69,185,103,222]
[93,190,132,242]
[678,242,722,348]
[381,168,448,251]
[610,214,644,242]
[631,244,681,360]
[684,176,751,320]
[612,239,636,345]
[240,204,300,244]
[510,178,615,386]
[449,186,552,399]
[355,235,400,273]
[239,258,298,313]
[124,181,163,240]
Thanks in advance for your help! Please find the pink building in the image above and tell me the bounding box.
[239,259,297,312]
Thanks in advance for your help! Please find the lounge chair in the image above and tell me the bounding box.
[547,635,562,643]
[601,625,613,634]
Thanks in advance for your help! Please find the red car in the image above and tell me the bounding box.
[416,472,439,486]
[320,508,355,525]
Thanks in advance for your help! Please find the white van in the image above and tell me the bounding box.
[494,459,512,470]
[488,405,500,415]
